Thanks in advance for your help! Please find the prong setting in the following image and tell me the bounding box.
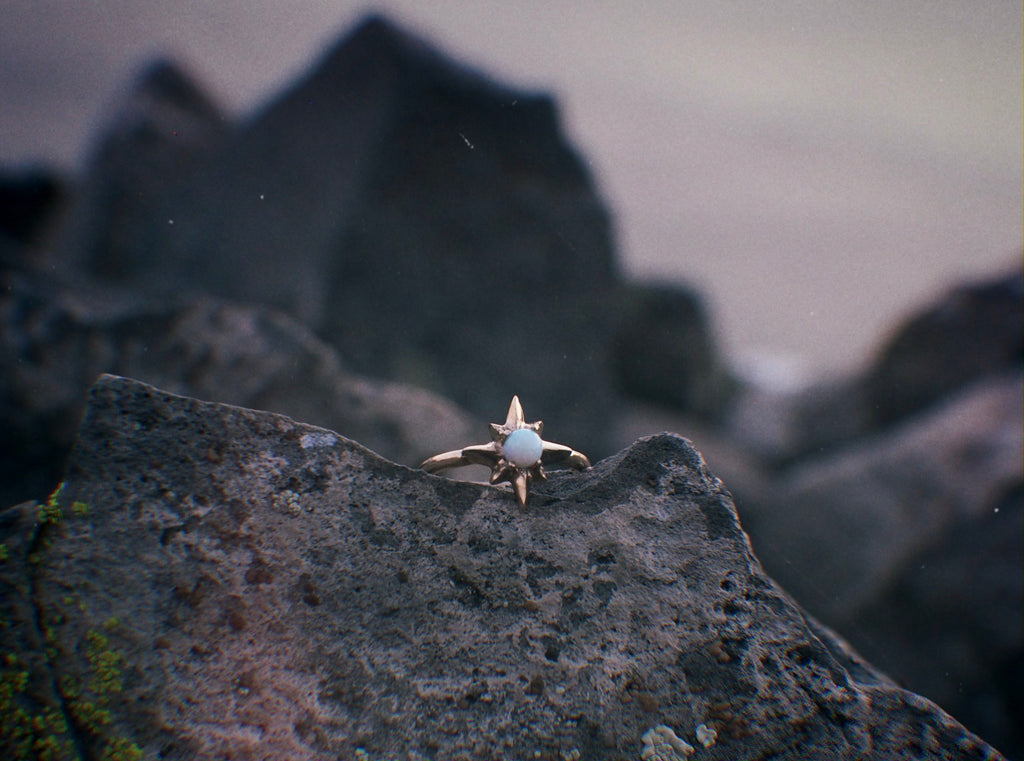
[420,395,591,506]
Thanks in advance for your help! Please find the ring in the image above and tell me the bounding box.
[421,396,591,507]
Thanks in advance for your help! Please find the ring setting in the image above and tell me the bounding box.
[420,396,591,506]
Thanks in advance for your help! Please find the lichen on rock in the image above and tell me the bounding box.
[640,724,694,760]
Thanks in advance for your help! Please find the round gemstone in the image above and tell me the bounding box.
[503,429,543,468]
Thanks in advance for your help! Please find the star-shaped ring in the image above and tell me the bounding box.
[421,396,591,506]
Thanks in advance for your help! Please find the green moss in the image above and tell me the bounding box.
[68,624,144,760]
[0,543,8,562]
[38,483,65,525]
[2,615,144,760]
[103,737,144,761]
[6,485,143,759]
[0,652,75,760]
[84,629,124,698]
[37,484,88,525]
[38,503,62,525]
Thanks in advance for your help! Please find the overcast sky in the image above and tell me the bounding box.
[2,1,1021,379]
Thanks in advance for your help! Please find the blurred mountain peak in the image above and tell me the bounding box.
[132,58,219,112]
[105,57,226,139]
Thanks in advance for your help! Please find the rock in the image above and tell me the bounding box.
[58,15,621,452]
[0,165,65,248]
[723,266,1023,466]
[52,58,228,280]
[611,282,735,421]
[864,268,1023,428]
[723,372,869,466]
[850,484,1023,760]
[745,372,1023,758]
[0,375,1007,759]
[611,398,771,515]
[0,268,478,509]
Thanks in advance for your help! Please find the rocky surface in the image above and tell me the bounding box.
[745,372,1023,626]
[850,481,1022,757]
[609,277,1024,757]
[0,375,1008,760]
[0,268,478,510]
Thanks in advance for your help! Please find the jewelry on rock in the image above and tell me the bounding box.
[420,396,591,506]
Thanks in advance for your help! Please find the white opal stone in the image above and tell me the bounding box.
[503,429,543,467]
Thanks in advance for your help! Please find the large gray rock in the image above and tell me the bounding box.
[0,269,477,509]
[0,375,1007,759]
[52,58,228,279]
[744,372,1023,759]
[57,15,621,451]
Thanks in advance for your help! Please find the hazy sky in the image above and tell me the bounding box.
[2,1,1021,379]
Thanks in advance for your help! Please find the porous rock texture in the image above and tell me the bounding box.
[706,268,1024,758]
[0,375,1007,760]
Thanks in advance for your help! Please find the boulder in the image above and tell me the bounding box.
[52,58,228,280]
[610,398,771,516]
[864,268,1023,428]
[0,269,477,509]
[744,372,1023,759]
[724,266,1023,466]
[850,483,1022,760]
[58,15,621,451]
[610,282,735,421]
[0,375,1007,759]
[723,372,869,466]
